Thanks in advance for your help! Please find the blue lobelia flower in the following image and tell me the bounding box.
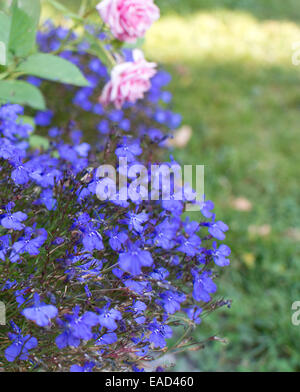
[150,267,170,281]
[208,215,229,241]
[39,189,57,211]
[27,76,42,87]
[119,118,131,131]
[95,332,118,345]
[115,137,142,162]
[75,256,103,279]
[134,344,149,357]
[10,227,47,263]
[70,362,95,372]
[97,119,110,134]
[167,112,182,129]
[56,307,99,348]
[109,109,123,122]
[192,270,217,302]
[55,325,81,349]
[0,235,10,261]
[126,211,148,233]
[153,219,177,250]
[119,242,153,275]
[1,202,27,231]
[98,304,122,331]
[22,293,58,327]
[125,299,147,324]
[199,197,214,219]
[212,242,231,267]
[80,222,104,252]
[70,309,100,340]
[0,103,23,123]
[15,288,29,307]
[35,110,53,127]
[184,306,203,325]
[162,198,183,215]
[158,290,186,314]
[89,57,107,77]
[123,279,152,294]
[5,323,37,362]
[148,320,173,348]
[177,234,201,257]
[131,300,147,315]
[106,226,128,251]
[11,159,30,185]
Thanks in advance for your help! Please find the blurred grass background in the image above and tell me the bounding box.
[42,0,300,371]
[149,0,300,372]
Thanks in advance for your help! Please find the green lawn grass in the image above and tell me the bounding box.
[143,0,300,371]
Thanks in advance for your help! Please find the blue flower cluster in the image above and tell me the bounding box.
[0,23,231,372]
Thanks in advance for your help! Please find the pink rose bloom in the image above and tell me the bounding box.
[96,0,160,43]
[100,49,157,109]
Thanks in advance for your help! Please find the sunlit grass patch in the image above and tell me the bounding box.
[145,9,300,67]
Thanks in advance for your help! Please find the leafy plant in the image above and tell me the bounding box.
[0,0,110,109]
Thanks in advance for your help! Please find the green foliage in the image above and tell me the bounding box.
[16,0,41,25]
[0,0,95,110]
[0,80,45,109]
[43,0,116,69]
[29,134,50,149]
[45,0,84,22]
[17,53,90,87]
[8,0,40,57]
[83,30,116,69]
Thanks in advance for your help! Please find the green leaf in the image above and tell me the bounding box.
[8,0,40,57]
[45,0,84,22]
[84,31,115,70]
[0,0,11,13]
[29,134,50,150]
[16,0,41,26]
[17,53,90,87]
[0,80,46,110]
[18,115,36,131]
[123,38,145,50]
